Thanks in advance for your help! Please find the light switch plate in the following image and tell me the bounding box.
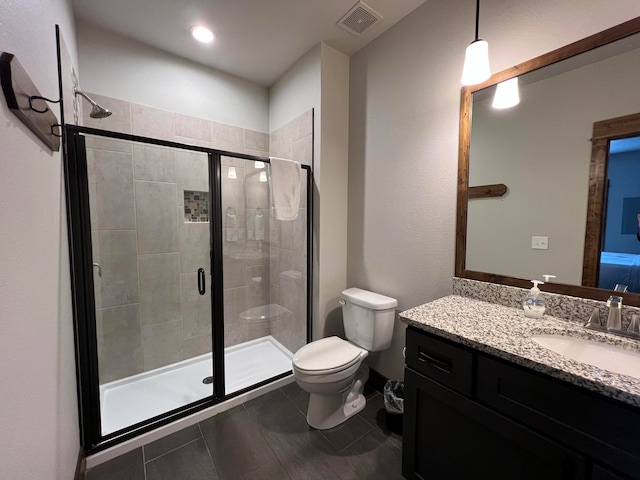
[532,236,549,250]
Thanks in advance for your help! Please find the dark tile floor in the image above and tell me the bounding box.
[85,382,403,480]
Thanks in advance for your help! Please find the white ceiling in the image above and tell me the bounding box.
[71,0,428,87]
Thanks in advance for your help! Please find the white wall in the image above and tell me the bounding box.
[269,43,350,341]
[348,0,640,380]
[0,0,79,478]
[77,22,269,132]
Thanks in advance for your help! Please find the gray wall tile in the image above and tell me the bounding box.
[87,149,135,231]
[142,320,183,370]
[292,109,313,140]
[135,181,179,254]
[246,209,270,244]
[221,165,246,213]
[131,104,175,141]
[96,304,143,384]
[222,254,246,289]
[133,144,176,183]
[245,171,269,209]
[292,209,307,254]
[139,254,181,326]
[246,265,270,310]
[179,222,210,274]
[176,151,209,201]
[92,234,103,309]
[183,334,212,359]
[221,155,245,167]
[175,113,212,143]
[293,133,313,167]
[85,137,133,154]
[243,130,268,152]
[181,272,212,340]
[280,270,306,334]
[224,287,246,347]
[270,308,294,353]
[278,219,294,250]
[94,230,139,308]
[212,121,243,151]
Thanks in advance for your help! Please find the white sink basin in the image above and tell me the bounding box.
[531,334,640,380]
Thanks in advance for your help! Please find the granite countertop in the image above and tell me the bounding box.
[400,295,640,408]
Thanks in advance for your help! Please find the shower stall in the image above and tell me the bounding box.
[64,126,311,451]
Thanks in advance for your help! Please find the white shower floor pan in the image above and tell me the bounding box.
[100,335,293,435]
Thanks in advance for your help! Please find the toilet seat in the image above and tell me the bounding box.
[293,337,365,375]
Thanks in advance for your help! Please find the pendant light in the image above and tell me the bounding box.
[492,77,520,109]
[461,0,491,86]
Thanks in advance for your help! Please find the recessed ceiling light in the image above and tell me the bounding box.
[190,25,214,43]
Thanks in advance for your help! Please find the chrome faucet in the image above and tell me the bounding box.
[606,295,623,331]
[584,292,640,340]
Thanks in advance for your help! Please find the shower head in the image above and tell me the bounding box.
[74,89,112,119]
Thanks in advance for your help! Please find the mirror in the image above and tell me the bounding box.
[456,16,640,306]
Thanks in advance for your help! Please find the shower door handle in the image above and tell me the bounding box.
[197,268,206,295]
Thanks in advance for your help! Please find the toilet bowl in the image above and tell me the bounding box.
[292,288,397,430]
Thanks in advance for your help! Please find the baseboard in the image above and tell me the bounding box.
[367,367,389,394]
[74,447,86,480]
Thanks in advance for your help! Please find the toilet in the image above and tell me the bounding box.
[292,287,398,430]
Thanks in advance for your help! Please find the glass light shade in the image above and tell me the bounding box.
[254,161,265,169]
[259,171,267,182]
[492,77,520,109]
[190,25,214,43]
[461,40,491,86]
[227,167,237,179]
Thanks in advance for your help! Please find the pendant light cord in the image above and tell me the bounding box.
[475,0,480,41]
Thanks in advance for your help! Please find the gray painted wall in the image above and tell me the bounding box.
[348,0,640,381]
[0,0,80,477]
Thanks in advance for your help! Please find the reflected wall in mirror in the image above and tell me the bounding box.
[456,16,640,306]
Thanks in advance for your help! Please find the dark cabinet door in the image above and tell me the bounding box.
[402,368,587,480]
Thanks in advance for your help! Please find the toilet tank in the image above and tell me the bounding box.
[341,288,398,351]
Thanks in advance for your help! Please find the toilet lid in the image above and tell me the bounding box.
[293,337,363,373]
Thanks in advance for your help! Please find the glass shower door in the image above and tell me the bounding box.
[84,134,215,435]
[221,157,307,394]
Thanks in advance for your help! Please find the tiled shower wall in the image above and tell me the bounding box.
[269,111,313,353]
[84,94,311,383]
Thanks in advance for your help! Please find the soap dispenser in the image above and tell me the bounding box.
[523,280,545,318]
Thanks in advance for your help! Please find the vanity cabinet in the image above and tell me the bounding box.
[402,327,640,480]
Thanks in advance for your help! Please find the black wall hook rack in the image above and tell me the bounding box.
[0,52,60,151]
[28,95,61,114]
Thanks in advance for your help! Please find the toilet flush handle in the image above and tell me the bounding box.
[339,299,346,306]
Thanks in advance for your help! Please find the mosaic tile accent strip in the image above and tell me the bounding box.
[399,294,640,408]
[184,190,210,223]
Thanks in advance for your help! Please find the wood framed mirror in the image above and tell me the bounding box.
[456,16,640,306]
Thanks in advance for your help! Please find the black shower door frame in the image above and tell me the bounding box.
[63,125,312,454]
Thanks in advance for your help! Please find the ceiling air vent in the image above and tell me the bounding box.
[337,1,383,37]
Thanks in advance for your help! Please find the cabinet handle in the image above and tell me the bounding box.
[197,268,205,295]
[418,350,452,373]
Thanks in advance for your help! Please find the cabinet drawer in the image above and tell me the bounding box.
[477,355,640,479]
[405,328,473,396]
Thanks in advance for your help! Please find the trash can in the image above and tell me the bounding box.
[383,380,404,434]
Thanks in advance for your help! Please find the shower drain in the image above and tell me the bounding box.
[202,376,214,384]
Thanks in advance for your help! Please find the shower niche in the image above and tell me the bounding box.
[65,127,311,452]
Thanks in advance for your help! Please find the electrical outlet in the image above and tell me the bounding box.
[532,236,549,250]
